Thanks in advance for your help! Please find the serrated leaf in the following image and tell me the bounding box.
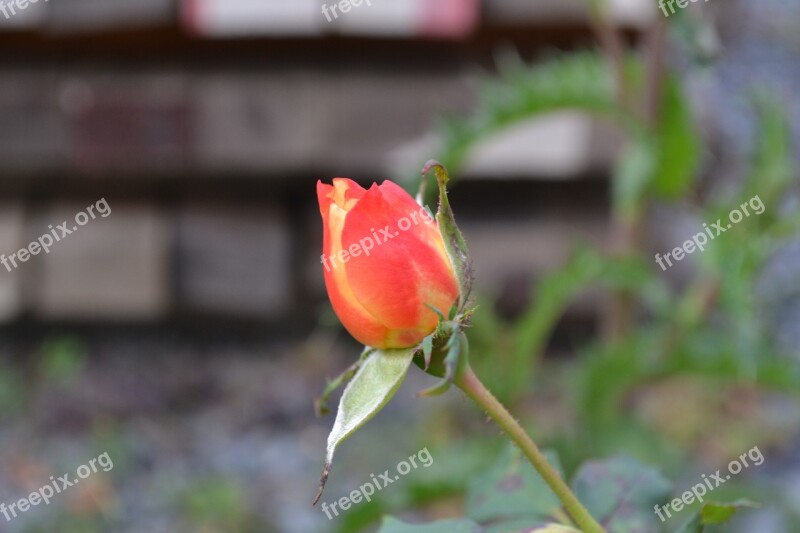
[378,517,480,533]
[437,52,620,178]
[466,444,562,525]
[410,52,624,204]
[571,455,672,533]
[313,348,415,505]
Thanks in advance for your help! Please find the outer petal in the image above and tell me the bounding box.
[377,180,453,270]
[317,180,333,217]
[341,184,458,348]
[320,179,388,347]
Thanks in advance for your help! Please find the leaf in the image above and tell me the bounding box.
[486,520,580,533]
[700,500,758,524]
[439,52,622,177]
[466,444,562,525]
[676,500,759,532]
[743,93,794,218]
[409,52,625,202]
[512,248,666,399]
[313,348,416,505]
[378,517,480,533]
[571,455,672,533]
[650,76,700,199]
[613,138,657,221]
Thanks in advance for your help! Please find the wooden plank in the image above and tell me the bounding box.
[176,204,292,318]
[32,203,171,319]
[0,205,24,322]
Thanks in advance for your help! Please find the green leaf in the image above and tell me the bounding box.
[438,52,622,177]
[676,500,759,532]
[511,248,666,399]
[571,455,672,533]
[613,137,657,220]
[409,52,627,202]
[378,517,480,533]
[466,444,562,525]
[650,76,700,199]
[486,520,580,533]
[313,348,416,505]
[743,93,794,216]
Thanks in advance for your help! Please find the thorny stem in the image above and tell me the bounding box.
[454,364,605,533]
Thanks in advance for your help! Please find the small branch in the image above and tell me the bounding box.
[643,15,668,125]
[586,0,630,111]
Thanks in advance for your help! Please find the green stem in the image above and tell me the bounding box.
[455,365,605,533]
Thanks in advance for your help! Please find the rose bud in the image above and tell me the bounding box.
[317,178,459,349]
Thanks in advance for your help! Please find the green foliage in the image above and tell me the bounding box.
[39,336,86,384]
[572,456,671,532]
[650,76,701,199]
[378,448,750,533]
[380,444,573,532]
[181,477,258,532]
[379,517,480,533]
[676,500,760,532]
[437,51,620,176]
[381,20,795,532]
[0,359,24,415]
[413,50,699,217]
[465,445,562,525]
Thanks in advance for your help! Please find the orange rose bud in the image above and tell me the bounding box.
[317,178,459,349]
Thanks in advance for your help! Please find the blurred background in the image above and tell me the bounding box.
[0,0,799,531]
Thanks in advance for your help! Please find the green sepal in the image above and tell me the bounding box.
[416,330,469,398]
[422,160,473,313]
